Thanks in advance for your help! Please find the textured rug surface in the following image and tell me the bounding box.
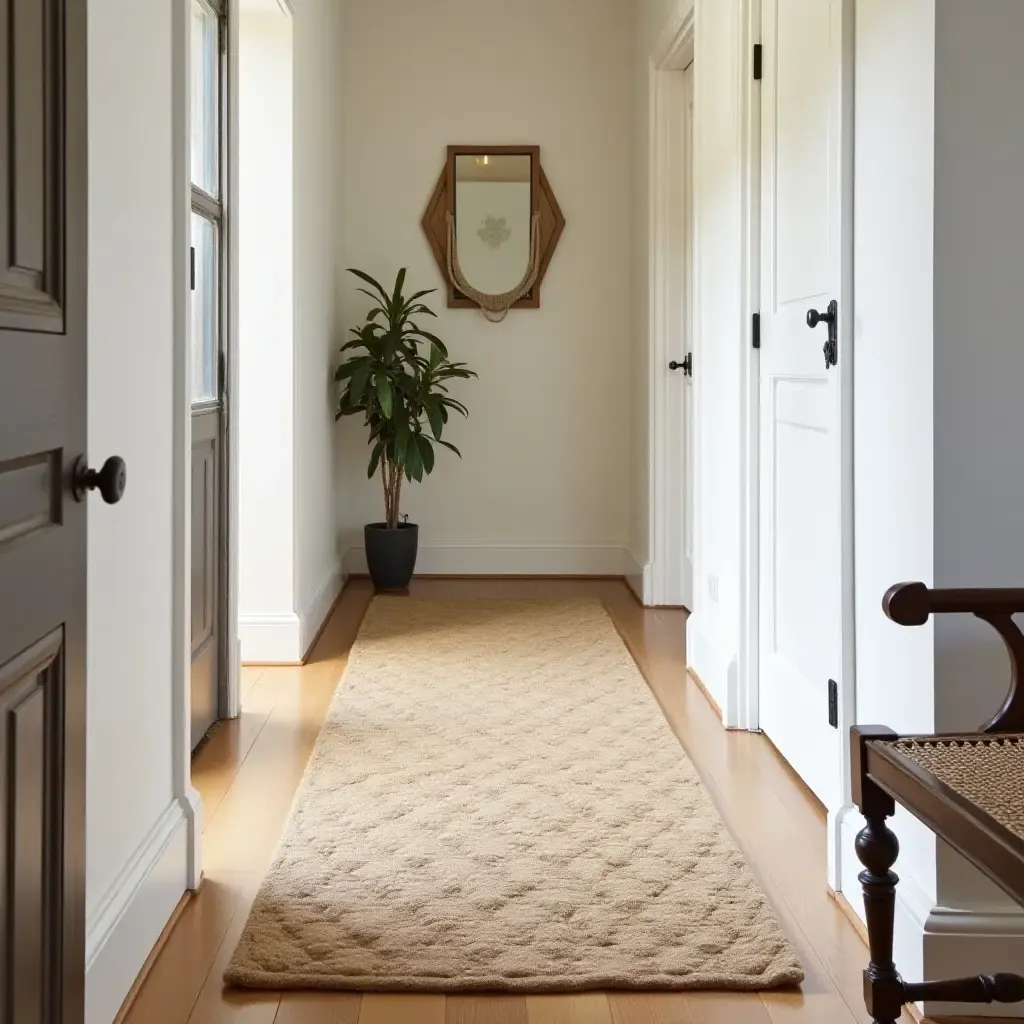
[225,597,803,992]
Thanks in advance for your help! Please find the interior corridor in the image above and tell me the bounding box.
[123,579,907,1024]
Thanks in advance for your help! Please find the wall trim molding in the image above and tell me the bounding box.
[299,565,345,657]
[651,0,695,71]
[625,550,650,605]
[239,610,302,664]
[85,801,190,1024]
[343,544,632,579]
[686,611,737,725]
[646,4,696,612]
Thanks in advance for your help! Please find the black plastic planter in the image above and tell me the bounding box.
[364,522,419,590]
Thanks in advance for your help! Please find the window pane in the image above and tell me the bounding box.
[191,213,219,403]
[191,0,220,196]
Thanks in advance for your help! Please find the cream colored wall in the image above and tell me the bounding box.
[337,0,632,573]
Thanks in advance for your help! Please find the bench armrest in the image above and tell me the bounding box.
[883,581,1024,732]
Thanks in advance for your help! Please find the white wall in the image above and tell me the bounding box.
[853,2,1024,1012]
[337,0,632,576]
[86,1,192,1021]
[238,0,344,662]
[292,0,345,644]
[850,0,938,988]
[932,0,1024,931]
[238,8,295,623]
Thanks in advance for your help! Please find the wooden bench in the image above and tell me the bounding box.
[851,582,1024,1024]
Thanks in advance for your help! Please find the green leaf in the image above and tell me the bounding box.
[417,433,435,474]
[376,374,394,418]
[334,356,368,382]
[404,438,422,482]
[407,329,448,358]
[424,396,444,439]
[348,362,372,403]
[428,344,443,372]
[348,268,393,312]
[405,288,437,306]
[435,437,463,457]
[367,440,386,479]
[394,418,410,467]
[392,268,407,316]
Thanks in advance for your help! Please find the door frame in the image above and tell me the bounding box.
[746,0,858,887]
[646,1,695,609]
[170,0,244,883]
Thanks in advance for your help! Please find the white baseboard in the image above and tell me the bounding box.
[86,800,189,1024]
[685,610,737,724]
[922,906,1024,1017]
[625,550,650,605]
[238,611,302,663]
[343,544,632,578]
[299,566,345,656]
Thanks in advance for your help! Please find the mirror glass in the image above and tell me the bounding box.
[453,153,533,296]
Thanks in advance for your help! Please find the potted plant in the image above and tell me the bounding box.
[335,268,477,590]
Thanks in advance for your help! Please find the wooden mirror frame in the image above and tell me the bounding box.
[421,145,565,310]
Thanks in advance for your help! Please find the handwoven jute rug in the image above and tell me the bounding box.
[225,597,803,992]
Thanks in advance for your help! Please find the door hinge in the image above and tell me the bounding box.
[218,350,226,399]
[190,246,196,291]
[752,312,761,349]
[828,679,839,729]
[753,43,763,81]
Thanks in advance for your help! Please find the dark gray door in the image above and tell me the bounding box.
[189,0,227,751]
[0,0,90,1020]
[190,398,220,749]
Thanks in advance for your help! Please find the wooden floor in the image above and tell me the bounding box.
[125,578,910,1024]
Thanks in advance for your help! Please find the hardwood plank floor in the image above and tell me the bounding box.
[129,578,920,1024]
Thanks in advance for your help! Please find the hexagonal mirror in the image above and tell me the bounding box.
[421,146,565,322]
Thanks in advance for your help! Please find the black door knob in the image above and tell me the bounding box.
[806,305,836,329]
[669,359,685,371]
[806,299,839,369]
[73,456,127,505]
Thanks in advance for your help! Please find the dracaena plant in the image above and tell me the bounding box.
[334,268,477,529]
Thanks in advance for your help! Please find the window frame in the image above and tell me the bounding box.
[190,0,227,412]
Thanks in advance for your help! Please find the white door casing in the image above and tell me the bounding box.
[682,63,696,610]
[648,5,695,609]
[757,0,854,827]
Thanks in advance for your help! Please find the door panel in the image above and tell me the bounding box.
[191,410,219,749]
[188,0,226,752]
[0,0,88,1019]
[758,0,848,810]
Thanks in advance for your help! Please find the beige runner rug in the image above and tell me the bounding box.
[225,597,803,993]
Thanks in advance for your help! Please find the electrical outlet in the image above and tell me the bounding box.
[708,575,719,601]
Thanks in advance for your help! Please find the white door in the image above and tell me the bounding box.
[758,0,851,810]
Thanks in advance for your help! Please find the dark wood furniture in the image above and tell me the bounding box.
[852,582,1024,1023]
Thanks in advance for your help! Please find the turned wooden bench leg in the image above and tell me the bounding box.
[852,726,905,1024]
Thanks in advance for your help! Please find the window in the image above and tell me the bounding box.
[190,0,225,404]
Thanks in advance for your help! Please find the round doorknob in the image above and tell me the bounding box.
[669,360,685,371]
[72,456,127,505]
[806,305,836,328]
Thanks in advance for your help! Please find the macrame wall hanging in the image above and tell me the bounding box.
[445,212,541,322]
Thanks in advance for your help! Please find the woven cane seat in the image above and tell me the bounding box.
[889,734,1024,844]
